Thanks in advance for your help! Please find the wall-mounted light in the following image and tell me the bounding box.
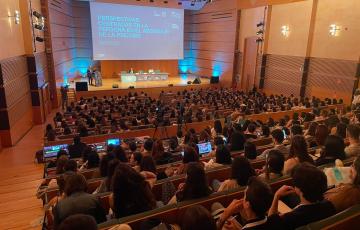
[281,25,290,37]
[329,24,340,36]
[8,10,21,24]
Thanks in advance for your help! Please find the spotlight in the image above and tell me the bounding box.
[256,22,264,27]
[36,37,44,42]
[256,30,264,35]
[33,11,42,18]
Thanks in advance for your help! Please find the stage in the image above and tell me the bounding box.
[67,75,210,91]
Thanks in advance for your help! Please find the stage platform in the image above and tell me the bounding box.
[68,75,210,91]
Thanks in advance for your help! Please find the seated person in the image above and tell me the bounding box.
[315,135,346,166]
[111,163,156,218]
[258,150,285,181]
[53,173,106,228]
[268,163,336,230]
[345,124,360,157]
[141,138,153,157]
[204,145,232,170]
[258,129,289,159]
[169,162,212,204]
[244,123,258,140]
[284,135,314,175]
[173,146,203,176]
[217,156,256,192]
[216,177,277,230]
[58,214,98,230]
[244,141,257,160]
[68,136,87,159]
[182,205,216,230]
[325,156,360,212]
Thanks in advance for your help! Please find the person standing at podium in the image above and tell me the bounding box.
[86,67,92,86]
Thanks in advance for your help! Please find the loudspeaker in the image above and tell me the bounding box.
[112,84,119,88]
[129,86,135,89]
[210,76,219,84]
[75,82,88,91]
[187,81,192,85]
[193,77,201,84]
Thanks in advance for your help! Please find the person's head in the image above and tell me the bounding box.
[242,177,273,220]
[128,141,137,152]
[247,123,256,133]
[291,124,303,136]
[215,145,232,165]
[323,135,346,159]
[351,157,360,186]
[169,137,178,151]
[271,129,284,144]
[64,173,88,196]
[181,205,216,230]
[73,136,81,145]
[143,138,154,152]
[57,149,68,159]
[64,159,78,172]
[230,131,245,151]
[112,146,128,163]
[266,150,285,175]
[214,119,222,134]
[289,135,313,163]
[182,162,211,200]
[183,146,200,164]
[112,163,156,218]
[213,136,225,146]
[347,124,360,142]
[152,139,165,160]
[58,214,97,230]
[315,124,329,146]
[87,150,100,168]
[140,156,157,174]
[244,141,257,160]
[291,163,327,203]
[307,122,318,137]
[335,123,347,139]
[261,125,270,137]
[231,156,256,186]
[56,155,69,174]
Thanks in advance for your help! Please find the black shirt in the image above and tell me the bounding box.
[270,200,336,230]
[68,142,87,159]
[241,216,282,230]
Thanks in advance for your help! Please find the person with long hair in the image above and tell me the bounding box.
[111,163,156,218]
[305,121,318,145]
[94,159,120,194]
[325,157,360,212]
[284,135,314,175]
[174,145,202,175]
[211,119,223,138]
[316,135,346,166]
[204,145,232,170]
[139,156,158,188]
[217,156,256,192]
[152,139,172,165]
[169,162,212,204]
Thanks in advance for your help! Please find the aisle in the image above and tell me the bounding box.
[0,114,55,229]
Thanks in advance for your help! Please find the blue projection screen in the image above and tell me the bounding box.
[90,2,184,60]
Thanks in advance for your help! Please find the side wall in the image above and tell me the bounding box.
[47,0,93,84]
[180,0,238,86]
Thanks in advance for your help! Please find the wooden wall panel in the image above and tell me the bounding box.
[0,56,33,146]
[48,0,93,82]
[263,54,304,96]
[181,0,238,86]
[306,57,357,103]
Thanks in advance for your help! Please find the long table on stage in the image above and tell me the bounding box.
[119,72,169,83]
